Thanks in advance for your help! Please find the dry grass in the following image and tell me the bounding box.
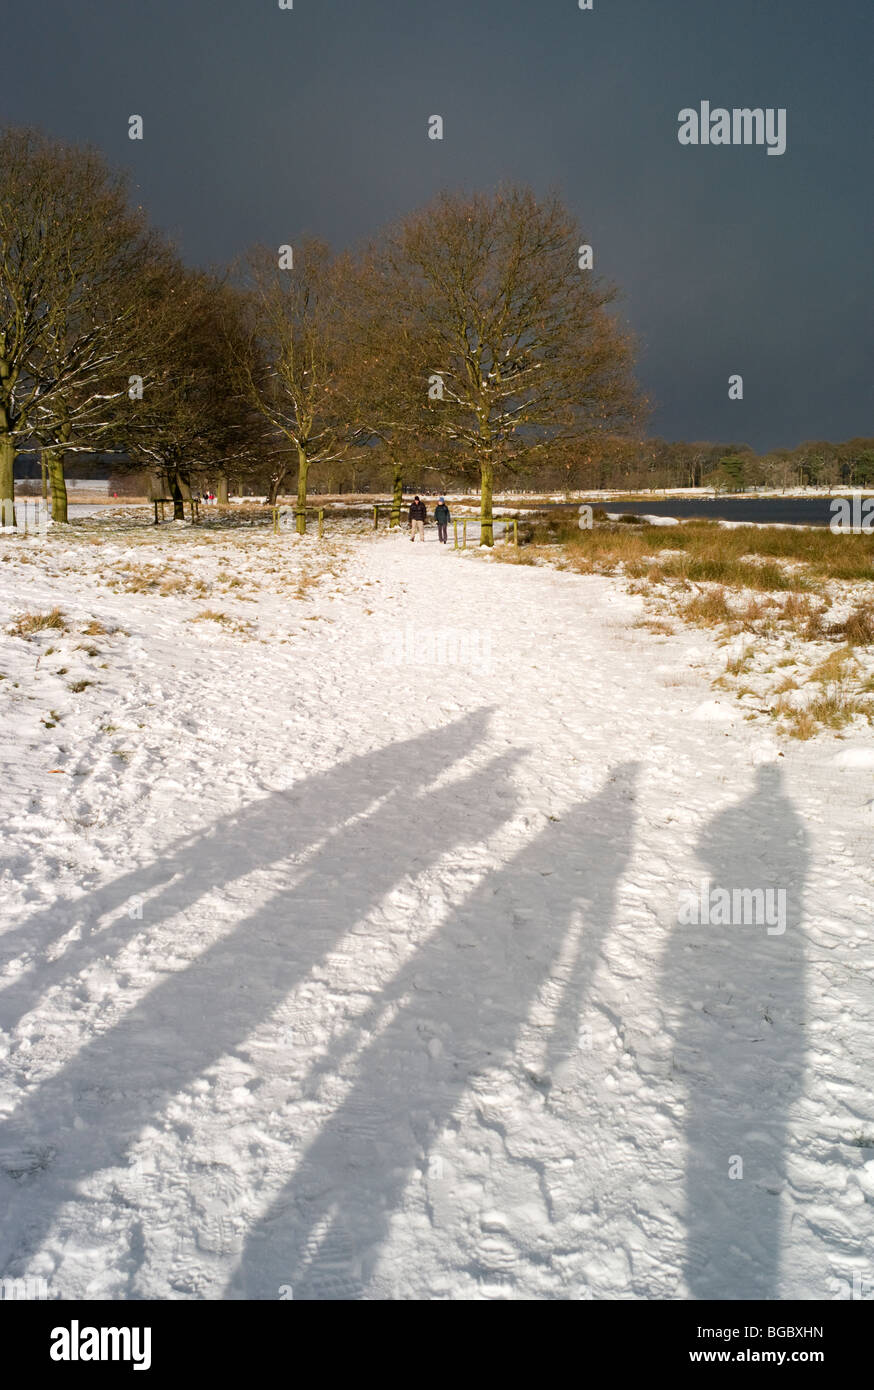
[109,562,208,597]
[786,711,818,741]
[769,646,873,736]
[829,603,874,646]
[9,608,66,636]
[780,594,826,639]
[292,567,327,600]
[496,512,874,740]
[682,588,733,626]
[810,648,854,685]
[725,643,755,676]
[633,617,675,636]
[521,512,874,586]
[191,609,233,625]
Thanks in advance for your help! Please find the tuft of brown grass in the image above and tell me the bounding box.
[725,643,755,676]
[780,594,826,639]
[787,711,818,741]
[191,609,232,624]
[10,608,66,636]
[737,595,777,630]
[830,604,874,646]
[633,617,675,636]
[810,648,854,685]
[683,588,733,627]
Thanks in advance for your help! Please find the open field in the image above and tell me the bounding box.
[494,513,874,739]
[0,514,872,1300]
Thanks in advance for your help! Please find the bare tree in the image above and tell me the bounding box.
[379,187,643,543]
[335,247,446,524]
[0,126,158,523]
[227,241,363,528]
[123,268,262,518]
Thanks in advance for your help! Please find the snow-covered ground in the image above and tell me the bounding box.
[0,516,872,1300]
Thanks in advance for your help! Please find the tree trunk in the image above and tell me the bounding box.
[169,470,186,520]
[0,430,15,528]
[390,467,403,527]
[296,446,309,534]
[47,448,68,523]
[41,449,48,501]
[480,459,494,546]
[267,470,286,507]
[216,472,229,504]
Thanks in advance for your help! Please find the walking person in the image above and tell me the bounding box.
[409,494,427,542]
[435,496,450,544]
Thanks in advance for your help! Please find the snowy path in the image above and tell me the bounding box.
[0,522,872,1300]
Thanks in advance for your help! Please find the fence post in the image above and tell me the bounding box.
[373,504,378,530]
[273,507,279,535]
[318,508,324,539]
[462,518,467,549]
[453,519,458,549]
[514,518,518,547]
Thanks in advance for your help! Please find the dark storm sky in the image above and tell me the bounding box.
[4,0,871,449]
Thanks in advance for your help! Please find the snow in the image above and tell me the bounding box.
[833,748,874,769]
[0,515,872,1300]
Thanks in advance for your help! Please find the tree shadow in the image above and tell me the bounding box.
[661,763,808,1299]
[0,711,519,1280]
[228,762,640,1299]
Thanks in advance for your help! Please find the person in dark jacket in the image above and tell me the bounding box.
[409,495,427,542]
[434,497,450,544]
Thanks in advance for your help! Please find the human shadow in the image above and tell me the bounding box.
[0,712,491,1035]
[228,762,640,1299]
[661,763,808,1299]
[0,712,519,1279]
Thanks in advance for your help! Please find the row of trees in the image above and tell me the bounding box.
[0,126,642,541]
[529,434,874,495]
[6,125,864,532]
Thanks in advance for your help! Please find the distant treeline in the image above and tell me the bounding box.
[14,435,874,499]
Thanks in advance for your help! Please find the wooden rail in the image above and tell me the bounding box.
[272,505,325,537]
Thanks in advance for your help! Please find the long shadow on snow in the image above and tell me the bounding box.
[661,763,808,1299]
[228,762,640,1299]
[0,714,492,1036]
[0,712,518,1278]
